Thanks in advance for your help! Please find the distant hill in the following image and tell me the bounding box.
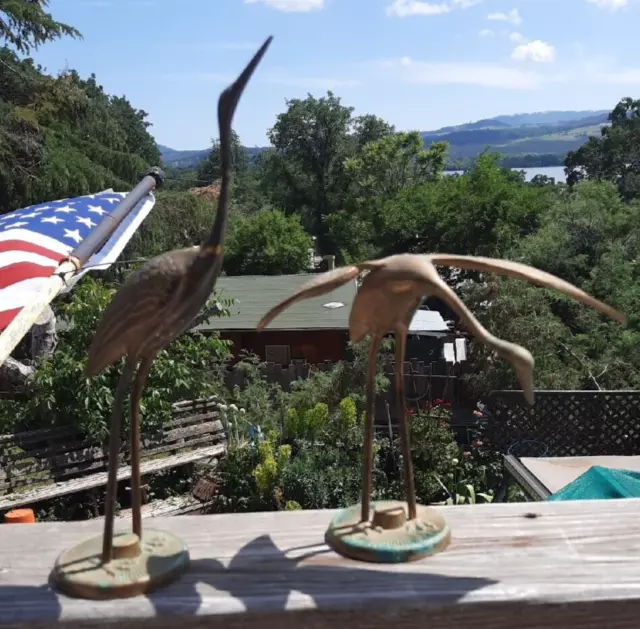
[159,109,610,171]
[491,109,609,127]
[158,144,209,169]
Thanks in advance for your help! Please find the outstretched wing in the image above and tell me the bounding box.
[257,265,361,331]
[427,254,626,325]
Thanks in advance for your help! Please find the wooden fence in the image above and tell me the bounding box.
[484,389,640,457]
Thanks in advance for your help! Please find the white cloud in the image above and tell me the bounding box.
[509,31,526,43]
[244,0,323,12]
[478,28,494,36]
[386,0,483,17]
[586,0,628,10]
[511,40,556,63]
[387,0,450,16]
[487,8,522,24]
[375,56,543,89]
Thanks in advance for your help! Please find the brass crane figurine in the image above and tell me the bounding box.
[257,252,625,563]
[51,36,273,600]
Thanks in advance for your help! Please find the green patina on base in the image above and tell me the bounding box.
[325,500,451,564]
[51,529,190,600]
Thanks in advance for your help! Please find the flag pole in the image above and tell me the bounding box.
[0,167,165,367]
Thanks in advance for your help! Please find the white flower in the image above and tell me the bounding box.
[239,408,246,414]
[229,404,238,412]
[452,458,459,465]
[219,404,228,412]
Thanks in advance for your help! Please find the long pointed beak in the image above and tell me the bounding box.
[218,36,273,127]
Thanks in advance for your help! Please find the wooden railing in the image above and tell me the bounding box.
[0,498,638,627]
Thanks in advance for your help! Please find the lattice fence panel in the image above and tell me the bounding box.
[485,390,640,457]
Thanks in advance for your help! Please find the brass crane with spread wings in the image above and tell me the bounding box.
[86,37,273,565]
[257,252,625,563]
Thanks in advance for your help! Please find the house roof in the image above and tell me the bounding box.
[196,274,453,335]
[196,274,357,332]
[408,309,450,337]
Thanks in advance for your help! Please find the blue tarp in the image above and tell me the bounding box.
[546,465,640,501]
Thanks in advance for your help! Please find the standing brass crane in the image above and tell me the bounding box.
[85,37,273,565]
[257,253,624,559]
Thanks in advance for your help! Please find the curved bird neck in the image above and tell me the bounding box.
[202,162,230,256]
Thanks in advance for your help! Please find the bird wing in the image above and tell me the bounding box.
[426,253,626,325]
[256,265,361,331]
[424,271,536,404]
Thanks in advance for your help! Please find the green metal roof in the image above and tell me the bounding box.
[196,274,357,331]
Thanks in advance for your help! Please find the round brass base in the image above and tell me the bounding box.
[51,529,189,600]
[325,500,451,564]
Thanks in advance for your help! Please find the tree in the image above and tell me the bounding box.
[463,180,640,394]
[565,97,640,200]
[0,52,161,212]
[264,91,355,254]
[327,132,448,262]
[0,0,81,53]
[196,129,248,184]
[345,131,447,199]
[351,114,395,151]
[109,95,161,167]
[224,209,313,276]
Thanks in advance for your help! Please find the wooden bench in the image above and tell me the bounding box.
[0,396,227,515]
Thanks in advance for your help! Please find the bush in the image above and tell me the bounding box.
[0,275,231,437]
[209,350,503,514]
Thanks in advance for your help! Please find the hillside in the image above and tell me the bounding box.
[159,109,609,171]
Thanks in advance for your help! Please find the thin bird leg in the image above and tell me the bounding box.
[395,328,417,521]
[130,356,153,540]
[361,334,382,524]
[102,356,137,564]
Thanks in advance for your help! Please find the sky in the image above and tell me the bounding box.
[29,0,640,149]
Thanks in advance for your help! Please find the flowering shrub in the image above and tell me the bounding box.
[209,347,503,514]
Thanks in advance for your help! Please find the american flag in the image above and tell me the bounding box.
[0,189,156,331]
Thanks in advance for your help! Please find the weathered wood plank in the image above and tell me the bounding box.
[1,498,640,628]
[0,444,226,512]
[1,420,225,491]
[111,494,212,520]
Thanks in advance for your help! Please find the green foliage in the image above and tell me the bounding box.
[0,48,160,212]
[0,276,232,436]
[566,97,640,200]
[122,190,214,260]
[196,129,248,184]
[210,342,501,514]
[225,208,313,275]
[0,0,81,54]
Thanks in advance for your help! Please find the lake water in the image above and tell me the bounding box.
[445,165,566,183]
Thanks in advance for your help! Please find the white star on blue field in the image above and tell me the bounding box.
[0,192,125,247]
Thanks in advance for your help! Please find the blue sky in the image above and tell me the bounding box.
[31,0,640,149]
